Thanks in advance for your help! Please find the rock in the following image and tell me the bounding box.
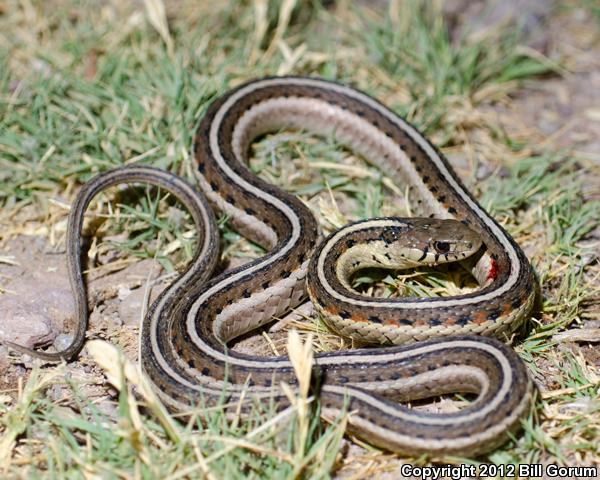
[53,333,75,352]
[118,283,166,326]
[0,235,164,349]
[88,258,164,306]
[0,236,74,349]
[0,291,72,348]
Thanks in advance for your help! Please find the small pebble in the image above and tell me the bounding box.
[53,334,74,352]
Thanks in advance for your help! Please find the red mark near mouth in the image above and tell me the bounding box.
[487,259,499,281]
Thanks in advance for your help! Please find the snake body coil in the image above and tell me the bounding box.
[8,77,536,457]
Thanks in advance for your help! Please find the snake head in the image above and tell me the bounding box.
[407,218,482,264]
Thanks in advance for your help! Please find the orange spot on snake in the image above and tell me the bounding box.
[444,317,457,326]
[473,311,488,325]
[351,314,369,323]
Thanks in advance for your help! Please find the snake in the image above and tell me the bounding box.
[6,77,537,457]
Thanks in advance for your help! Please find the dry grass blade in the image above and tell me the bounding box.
[249,0,269,66]
[552,328,600,343]
[144,0,173,55]
[286,330,314,401]
[282,329,315,476]
[0,256,19,266]
[86,340,180,442]
[262,0,297,61]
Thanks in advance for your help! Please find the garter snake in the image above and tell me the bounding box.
[6,77,537,457]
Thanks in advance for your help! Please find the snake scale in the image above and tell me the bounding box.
[7,77,537,457]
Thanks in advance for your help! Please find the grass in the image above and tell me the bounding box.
[1,0,599,477]
[1,338,344,479]
[88,186,199,272]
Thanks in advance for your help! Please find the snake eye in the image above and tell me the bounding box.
[433,241,451,253]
